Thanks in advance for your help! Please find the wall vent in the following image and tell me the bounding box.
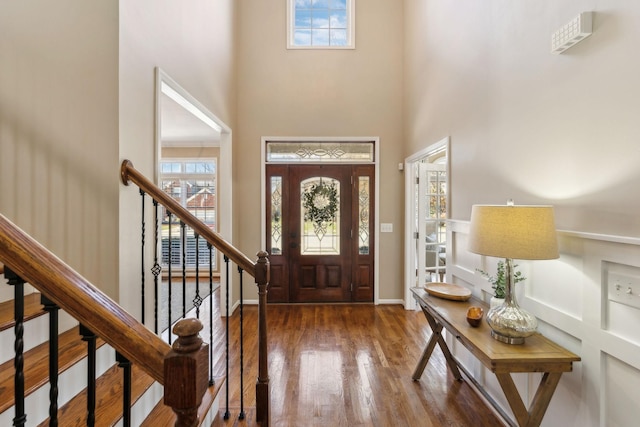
[551,12,592,54]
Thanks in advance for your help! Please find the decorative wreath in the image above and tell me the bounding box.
[302,182,338,229]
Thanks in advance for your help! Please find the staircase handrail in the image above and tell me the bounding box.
[120,159,256,276]
[121,159,271,426]
[0,214,170,384]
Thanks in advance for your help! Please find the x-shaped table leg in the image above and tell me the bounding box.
[495,371,563,427]
[412,303,462,381]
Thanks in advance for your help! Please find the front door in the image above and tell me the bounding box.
[266,164,374,303]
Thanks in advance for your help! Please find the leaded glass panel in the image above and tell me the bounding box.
[271,176,283,255]
[300,177,340,255]
[358,176,370,255]
[266,141,374,163]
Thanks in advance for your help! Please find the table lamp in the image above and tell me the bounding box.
[468,202,559,344]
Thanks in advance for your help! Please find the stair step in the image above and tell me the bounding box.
[34,360,227,426]
[39,363,156,426]
[141,375,225,426]
[0,293,45,332]
[0,325,106,414]
[211,407,258,427]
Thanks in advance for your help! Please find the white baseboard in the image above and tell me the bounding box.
[378,298,404,305]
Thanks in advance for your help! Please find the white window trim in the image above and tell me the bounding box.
[286,0,356,50]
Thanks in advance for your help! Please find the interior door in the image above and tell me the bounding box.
[415,161,447,285]
[404,139,449,310]
[266,164,374,303]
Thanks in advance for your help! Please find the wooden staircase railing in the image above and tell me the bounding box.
[0,158,270,426]
[0,215,209,425]
[121,159,256,274]
[0,214,170,383]
[120,159,271,426]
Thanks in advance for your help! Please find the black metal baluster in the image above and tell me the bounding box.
[167,211,173,344]
[208,243,214,386]
[152,199,161,334]
[238,267,245,420]
[193,233,202,318]
[6,268,27,427]
[181,221,187,319]
[140,189,146,324]
[42,295,60,426]
[223,255,230,420]
[80,324,97,427]
[116,352,132,427]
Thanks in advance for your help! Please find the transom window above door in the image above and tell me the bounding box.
[266,140,373,163]
[287,0,355,49]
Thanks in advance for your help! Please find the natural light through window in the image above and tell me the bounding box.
[288,0,355,49]
[159,159,217,270]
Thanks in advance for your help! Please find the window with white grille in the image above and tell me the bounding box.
[287,0,355,49]
[159,159,217,270]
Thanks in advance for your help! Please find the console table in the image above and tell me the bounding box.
[411,287,580,427]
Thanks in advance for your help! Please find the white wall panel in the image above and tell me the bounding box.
[604,354,640,427]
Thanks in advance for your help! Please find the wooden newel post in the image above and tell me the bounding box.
[255,251,270,427]
[164,318,209,427]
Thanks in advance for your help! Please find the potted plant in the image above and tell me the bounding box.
[477,260,525,308]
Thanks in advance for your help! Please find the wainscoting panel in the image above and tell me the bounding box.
[604,353,639,427]
[446,220,640,427]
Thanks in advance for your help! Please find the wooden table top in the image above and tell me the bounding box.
[411,287,581,374]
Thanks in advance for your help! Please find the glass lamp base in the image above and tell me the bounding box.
[486,302,538,345]
[490,330,525,345]
[484,258,539,345]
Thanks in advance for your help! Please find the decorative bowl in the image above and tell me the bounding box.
[466,306,484,327]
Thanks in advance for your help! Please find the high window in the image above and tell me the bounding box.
[288,0,355,49]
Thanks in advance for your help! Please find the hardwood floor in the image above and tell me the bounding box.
[212,292,504,427]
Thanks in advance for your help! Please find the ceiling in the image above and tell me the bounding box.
[160,92,221,145]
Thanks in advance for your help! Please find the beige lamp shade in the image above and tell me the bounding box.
[468,205,559,260]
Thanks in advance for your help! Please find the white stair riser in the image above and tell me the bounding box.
[0,284,37,305]
[1,311,78,366]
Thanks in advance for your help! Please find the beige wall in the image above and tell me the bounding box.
[0,0,236,311]
[404,0,640,236]
[118,0,236,314]
[0,1,120,296]
[237,0,405,300]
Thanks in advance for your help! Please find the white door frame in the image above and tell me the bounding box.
[155,67,234,315]
[403,137,450,309]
